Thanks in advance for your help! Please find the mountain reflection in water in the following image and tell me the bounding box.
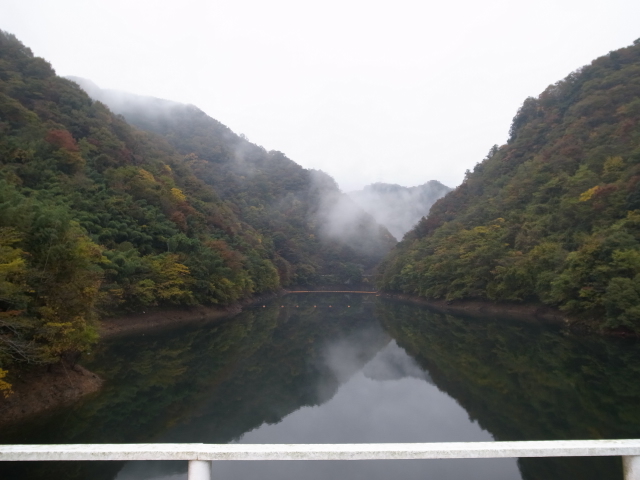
[1,294,639,480]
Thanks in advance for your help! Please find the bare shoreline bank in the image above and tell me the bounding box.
[0,363,103,428]
[379,293,640,337]
[379,293,569,325]
[99,304,242,339]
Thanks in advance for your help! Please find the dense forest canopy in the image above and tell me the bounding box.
[0,31,394,386]
[379,38,640,333]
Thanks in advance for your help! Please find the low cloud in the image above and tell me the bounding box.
[349,181,451,240]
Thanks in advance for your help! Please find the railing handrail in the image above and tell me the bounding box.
[2,439,640,461]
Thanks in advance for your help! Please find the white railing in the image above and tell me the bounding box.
[1,440,639,480]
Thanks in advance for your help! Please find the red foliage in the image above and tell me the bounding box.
[626,176,640,191]
[206,240,244,270]
[116,147,133,164]
[616,118,636,138]
[593,184,618,199]
[592,184,619,211]
[169,211,188,232]
[45,129,79,152]
[557,140,582,159]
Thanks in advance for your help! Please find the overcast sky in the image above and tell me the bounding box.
[3,0,639,191]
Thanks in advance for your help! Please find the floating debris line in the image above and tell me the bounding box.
[285,290,378,294]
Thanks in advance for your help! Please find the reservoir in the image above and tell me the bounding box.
[1,293,639,480]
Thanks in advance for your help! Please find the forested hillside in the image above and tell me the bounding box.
[0,31,393,388]
[349,181,451,239]
[379,38,640,333]
[69,77,396,286]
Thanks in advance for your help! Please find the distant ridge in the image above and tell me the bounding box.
[349,181,451,240]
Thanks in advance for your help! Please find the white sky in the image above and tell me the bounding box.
[2,0,639,191]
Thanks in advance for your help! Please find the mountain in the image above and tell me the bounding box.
[349,181,451,240]
[0,30,394,383]
[68,76,396,285]
[379,38,640,333]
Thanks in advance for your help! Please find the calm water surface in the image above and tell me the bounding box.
[1,293,639,480]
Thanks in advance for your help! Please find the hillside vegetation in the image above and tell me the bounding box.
[69,77,396,286]
[0,31,393,387]
[379,39,640,333]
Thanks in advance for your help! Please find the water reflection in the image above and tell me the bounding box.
[362,341,433,382]
[1,294,638,480]
[378,300,640,480]
[116,336,520,480]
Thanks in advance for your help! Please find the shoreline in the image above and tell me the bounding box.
[379,293,639,337]
[100,290,283,338]
[0,292,280,426]
[0,363,103,427]
[99,304,242,339]
[379,293,569,325]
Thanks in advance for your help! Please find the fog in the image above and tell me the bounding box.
[67,76,182,115]
[67,76,212,138]
[308,170,396,260]
[349,182,452,240]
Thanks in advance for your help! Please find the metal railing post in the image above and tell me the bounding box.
[188,459,211,480]
[624,456,640,480]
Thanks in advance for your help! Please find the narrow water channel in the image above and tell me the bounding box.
[1,293,639,480]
